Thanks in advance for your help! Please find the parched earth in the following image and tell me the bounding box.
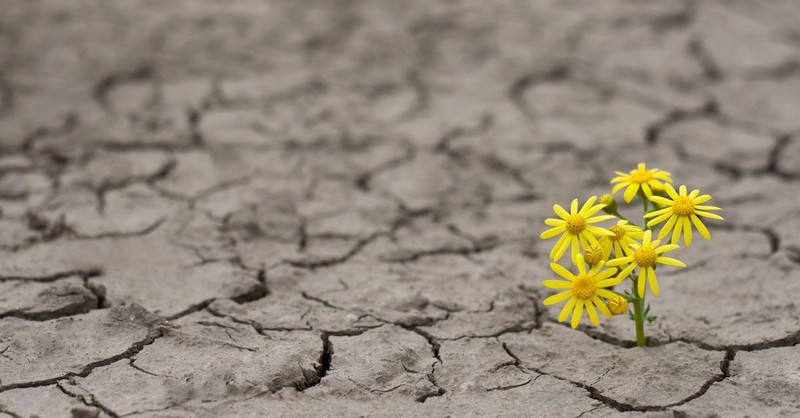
[1,1,799,417]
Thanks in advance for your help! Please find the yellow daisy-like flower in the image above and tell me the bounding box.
[542,254,621,329]
[610,163,673,203]
[599,220,644,259]
[645,184,723,246]
[608,230,685,298]
[540,196,616,262]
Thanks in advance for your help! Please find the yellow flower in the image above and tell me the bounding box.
[607,295,628,316]
[540,196,616,262]
[542,254,621,328]
[608,230,685,298]
[599,220,644,259]
[610,163,672,203]
[645,184,723,246]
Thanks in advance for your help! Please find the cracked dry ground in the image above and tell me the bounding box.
[1,1,800,417]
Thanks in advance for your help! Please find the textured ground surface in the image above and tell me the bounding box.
[1,1,799,417]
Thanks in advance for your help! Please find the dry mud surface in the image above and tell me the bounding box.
[1,1,800,417]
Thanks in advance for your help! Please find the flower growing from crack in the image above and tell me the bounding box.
[611,163,672,203]
[607,294,629,316]
[543,254,621,328]
[645,184,724,246]
[608,230,685,298]
[599,220,644,259]
[540,196,615,262]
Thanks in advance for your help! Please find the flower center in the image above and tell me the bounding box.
[572,275,596,300]
[584,244,603,265]
[565,214,586,235]
[633,246,656,268]
[629,170,653,184]
[672,196,695,216]
[608,225,626,241]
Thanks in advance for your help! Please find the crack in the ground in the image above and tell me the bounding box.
[93,66,155,112]
[687,38,724,82]
[485,374,541,392]
[354,141,415,192]
[19,113,79,152]
[0,327,164,393]
[94,158,177,214]
[500,342,734,413]
[166,279,267,322]
[644,100,718,146]
[509,65,571,119]
[57,381,120,418]
[0,281,100,321]
[0,269,102,284]
[71,217,165,241]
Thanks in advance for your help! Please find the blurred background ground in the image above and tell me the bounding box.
[0,0,799,416]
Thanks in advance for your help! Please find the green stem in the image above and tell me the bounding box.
[641,194,649,230]
[633,288,646,347]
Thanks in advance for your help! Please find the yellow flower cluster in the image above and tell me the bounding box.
[539,163,723,330]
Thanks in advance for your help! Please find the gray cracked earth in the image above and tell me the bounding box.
[0,1,799,417]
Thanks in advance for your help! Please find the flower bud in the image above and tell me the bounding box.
[600,194,617,214]
[583,244,604,266]
[607,295,628,315]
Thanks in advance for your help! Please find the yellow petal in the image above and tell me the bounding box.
[658,214,678,241]
[693,195,712,204]
[647,211,673,226]
[657,256,686,267]
[596,289,619,300]
[612,181,630,194]
[691,214,711,240]
[649,196,673,206]
[593,296,613,317]
[585,215,617,224]
[655,244,680,254]
[545,218,566,226]
[642,229,652,246]
[594,267,617,281]
[585,301,600,326]
[543,290,573,305]
[637,267,647,297]
[644,207,672,218]
[554,204,570,220]
[571,299,584,329]
[606,256,632,267]
[550,263,576,281]
[559,297,577,322]
[647,267,659,297]
[670,216,683,244]
[553,233,572,262]
[543,280,573,289]
[579,196,597,215]
[641,182,652,197]
[695,210,724,220]
[540,226,566,239]
[549,233,569,260]
[583,204,607,217]
[623,183,639,203]
[664,183,679,200]
[683,216,692,246]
